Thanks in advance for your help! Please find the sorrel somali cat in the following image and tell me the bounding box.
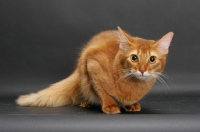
[16,27,174,114]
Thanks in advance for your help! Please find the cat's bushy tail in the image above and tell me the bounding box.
[16,69,81,107]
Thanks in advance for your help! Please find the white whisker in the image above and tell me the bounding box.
[151,71,171,93]
[115,69,133,88]
[113,69,131,76]
[121,73,133,89]
[154,72,172,83]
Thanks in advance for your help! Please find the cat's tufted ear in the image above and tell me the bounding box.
[156,32,174,54]
[117,26,132,50]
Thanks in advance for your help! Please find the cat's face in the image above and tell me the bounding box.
[117,27,173,80]
[123,40,166,80]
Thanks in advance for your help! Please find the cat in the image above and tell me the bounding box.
[16,27,174,114]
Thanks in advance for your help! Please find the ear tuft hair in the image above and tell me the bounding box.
[117,26,132,51]
[156,32,174,54]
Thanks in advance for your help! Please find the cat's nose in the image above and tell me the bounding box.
[139,70,146,75]
[139,65,146,75]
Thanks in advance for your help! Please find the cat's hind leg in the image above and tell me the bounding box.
[80,100,92,108]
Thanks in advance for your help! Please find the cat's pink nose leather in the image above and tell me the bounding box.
[139,70,145,75]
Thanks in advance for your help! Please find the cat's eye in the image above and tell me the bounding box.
[131,54,138,62]
[149,56,156,63]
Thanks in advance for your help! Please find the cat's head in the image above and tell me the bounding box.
[117,27,174,80]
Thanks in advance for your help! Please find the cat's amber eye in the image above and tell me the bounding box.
[131,54,138,62]
[149,56,156,63]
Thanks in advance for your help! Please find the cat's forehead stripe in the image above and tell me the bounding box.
[129,50,138,55]
[129,47,151,56]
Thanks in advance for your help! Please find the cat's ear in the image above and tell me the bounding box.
[155,32,174,54]
[117,26,132,50]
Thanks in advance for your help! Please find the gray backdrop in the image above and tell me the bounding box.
[0,0,199,95]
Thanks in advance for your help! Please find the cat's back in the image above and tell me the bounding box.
[81,30,119,57]
[87,30,118,47]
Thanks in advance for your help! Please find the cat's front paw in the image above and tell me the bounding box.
[124,102,141,112]
[102,104,121,114]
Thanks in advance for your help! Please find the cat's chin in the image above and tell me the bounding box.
[134,75,149,80]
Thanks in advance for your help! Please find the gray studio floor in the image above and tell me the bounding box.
[0,73,200,132]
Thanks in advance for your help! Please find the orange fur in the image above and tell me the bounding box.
[16,27,174,114]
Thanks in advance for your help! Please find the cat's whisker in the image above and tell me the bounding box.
[151,73,170,92]
[113,69,131,76]
[154,72,172,83]
[115,70,135,89]
[115,71,132,86]
[154,78,162,92]
[114,69,133,84]
[116,75,125,84]
[157,77,167,87]
[121,73,133,89]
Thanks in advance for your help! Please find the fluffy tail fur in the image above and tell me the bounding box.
[16,69,81,107]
